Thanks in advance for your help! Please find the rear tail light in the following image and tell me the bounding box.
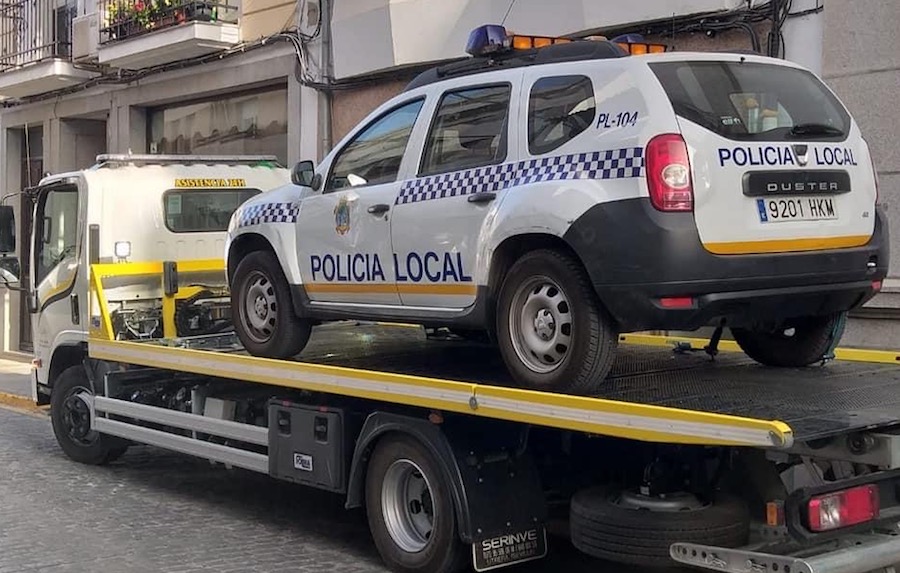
[808,484,879,532]
[646,134,693,212]
[658,296,694,309]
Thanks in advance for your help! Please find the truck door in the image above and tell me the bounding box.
[30,180,84,359]
[390,76,521,309]
[296,98,426,305]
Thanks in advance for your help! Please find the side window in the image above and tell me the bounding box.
[528,75,595,155]
[34,186,79,284]
[420,84,511,176]
[164,189,260,233]
[327,99,425,191]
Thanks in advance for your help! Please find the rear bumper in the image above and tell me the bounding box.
[563,198,889,331]
[674,468,900,573]
[672,533,900,573]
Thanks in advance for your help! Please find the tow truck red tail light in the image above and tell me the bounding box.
[646,134,693,212]
[807,484,879,532]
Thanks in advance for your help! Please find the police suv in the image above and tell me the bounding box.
[225,25,888,394]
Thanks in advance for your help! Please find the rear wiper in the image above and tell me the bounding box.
[789,123,844,137]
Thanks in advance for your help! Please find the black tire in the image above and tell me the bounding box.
[496,249,617,394]
[50,366,128,465]
[231,250,311,358]
[365,435,467,573]
[732,312,845,367]
[570,487,750,568]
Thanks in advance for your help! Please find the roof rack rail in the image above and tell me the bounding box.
[95,154,281,165]
[405,40,627,91]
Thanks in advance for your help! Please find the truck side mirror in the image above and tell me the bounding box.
[0,256,19,284]
[291,160,321,190]
[0,206,15,254]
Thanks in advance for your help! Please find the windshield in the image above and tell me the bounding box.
[649,61,851,141]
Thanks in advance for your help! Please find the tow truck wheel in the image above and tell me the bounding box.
[50,366,128,465]
[497,249,617,394]
[570,487,750,567]
[732,312,845,367]
[365,435,467,573]
[232,250,311,358]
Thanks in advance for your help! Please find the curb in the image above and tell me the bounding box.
[0,391,48,416]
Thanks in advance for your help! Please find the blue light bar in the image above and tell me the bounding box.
[466,25,509,56]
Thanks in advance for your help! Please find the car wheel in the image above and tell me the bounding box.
[570,487,750,567]
[51,366,128,465]
[231,250,311,358]
[365,435,467,573]
[732,312,845,367]
[496,249,617,394]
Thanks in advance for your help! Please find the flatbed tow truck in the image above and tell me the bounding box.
[42,258,900,573]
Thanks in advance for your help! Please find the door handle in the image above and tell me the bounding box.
[70,293,80,325]
[467,192,496,204]
[367,203,390,215]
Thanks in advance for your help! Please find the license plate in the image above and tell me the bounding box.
[757,197,838,223]
[472,527,548,572]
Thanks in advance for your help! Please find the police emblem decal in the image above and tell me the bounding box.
[334,196,351,235]
[792,144,809,167]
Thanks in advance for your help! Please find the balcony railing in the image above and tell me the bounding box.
[0,0,77,69]
[99,0,237,44]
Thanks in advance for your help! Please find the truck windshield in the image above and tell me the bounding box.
[35,186,78,284]
[649,61,851,141]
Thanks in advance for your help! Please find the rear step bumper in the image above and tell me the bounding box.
[564,198,889,331]
[672,533,900,573]
[604,279,879,331]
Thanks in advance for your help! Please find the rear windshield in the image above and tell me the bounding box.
[649,61,850,141]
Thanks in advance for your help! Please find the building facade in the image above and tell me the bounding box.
[0,0,327,353]
[0,0,895,354]
[821,0,900,347]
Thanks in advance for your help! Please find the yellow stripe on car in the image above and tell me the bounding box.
[703,235,871,255]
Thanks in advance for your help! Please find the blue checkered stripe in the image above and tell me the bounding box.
[238,202,300,227]
[396,147,644,206]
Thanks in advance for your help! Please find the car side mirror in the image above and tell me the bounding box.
[0,206,15,254]
[291,160,321,190]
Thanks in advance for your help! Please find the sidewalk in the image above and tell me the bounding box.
[0,355,33,398]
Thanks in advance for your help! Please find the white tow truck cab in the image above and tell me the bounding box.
[0,154,291,404]
[6,30,900,573]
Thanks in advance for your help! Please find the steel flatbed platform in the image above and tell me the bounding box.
[293,323,900,445]
[86,260,900,452]
[87,321,900,450]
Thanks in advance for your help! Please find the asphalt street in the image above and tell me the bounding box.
[0,395,653,573]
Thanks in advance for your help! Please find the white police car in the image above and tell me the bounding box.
[225,25,888,394]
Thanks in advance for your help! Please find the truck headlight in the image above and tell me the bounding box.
[114,241,132,259]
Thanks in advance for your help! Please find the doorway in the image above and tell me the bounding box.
[18,125,42,352]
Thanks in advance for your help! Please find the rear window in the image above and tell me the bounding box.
[164,189,259,233]
[649,61,850,141]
